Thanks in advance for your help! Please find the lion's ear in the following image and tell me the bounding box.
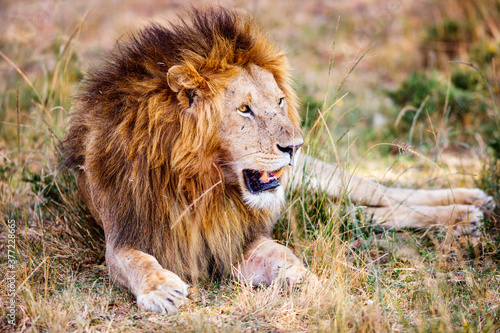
[167,65,206,93]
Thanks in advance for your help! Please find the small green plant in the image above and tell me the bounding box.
[386,70,489,144]
[387,72,442,123]
[469,42,499,69]
[424,18,471,51]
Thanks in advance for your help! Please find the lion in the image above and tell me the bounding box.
[61,7,494,314]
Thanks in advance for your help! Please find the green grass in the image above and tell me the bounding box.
[1,1,500,332]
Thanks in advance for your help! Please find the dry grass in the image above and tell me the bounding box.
[1,0,500,332]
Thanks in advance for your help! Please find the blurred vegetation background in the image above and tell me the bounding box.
[1,0,500,331]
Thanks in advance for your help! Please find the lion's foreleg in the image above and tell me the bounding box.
[106,245,189,314]
[233,236,310,287]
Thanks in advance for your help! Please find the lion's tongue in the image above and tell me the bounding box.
[260,168,284,183]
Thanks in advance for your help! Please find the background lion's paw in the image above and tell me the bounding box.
[468,189,495,211]
[136,269,189,314]
[453,205,484,237]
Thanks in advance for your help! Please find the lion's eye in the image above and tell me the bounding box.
[278,97,285,108]
[237,104,253,116]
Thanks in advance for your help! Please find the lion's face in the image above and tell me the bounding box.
[219,65,303,211]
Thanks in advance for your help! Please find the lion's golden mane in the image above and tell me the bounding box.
[61,8,301,282]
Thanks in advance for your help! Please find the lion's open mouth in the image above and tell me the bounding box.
[243,168,284,194]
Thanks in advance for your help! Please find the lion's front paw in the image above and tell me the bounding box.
[136,269,189,314]
[282,264,308,287]
[277,264,318,289]
[453,205,484,237]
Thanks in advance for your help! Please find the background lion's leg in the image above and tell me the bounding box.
[383,188,494,209]
[233,236,311,287]
[106,246,189,314]
[292,153,392,206]
[363,204,484,236]
[293,153,494,210]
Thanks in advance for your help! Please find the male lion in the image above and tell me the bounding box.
[61,8,494,314]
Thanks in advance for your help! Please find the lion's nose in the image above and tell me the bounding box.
[277,141,303,159]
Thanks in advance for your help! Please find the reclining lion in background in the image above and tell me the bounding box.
[61,7,494,314]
